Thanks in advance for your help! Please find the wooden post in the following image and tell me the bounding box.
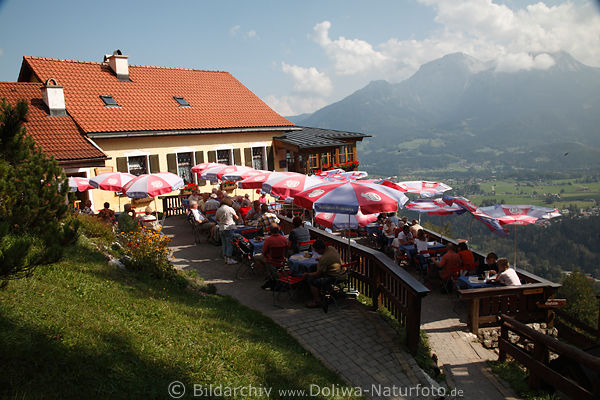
[470,298,480,334]
[499,321,508,362]
[528,342,548,389]
[406,294,422,356]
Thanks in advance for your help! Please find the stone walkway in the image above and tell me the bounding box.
[164,216,514,399]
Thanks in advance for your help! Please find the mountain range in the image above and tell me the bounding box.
[288,52,600,177]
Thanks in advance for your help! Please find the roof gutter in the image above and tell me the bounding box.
[87,126,301,139]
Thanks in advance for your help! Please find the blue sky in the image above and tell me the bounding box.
[1,0,599,116]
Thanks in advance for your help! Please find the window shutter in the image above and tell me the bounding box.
[149,154,160,173]
[244,148,252,167]
[166,153,177,174]
[266,146,274,171]
[195,151,204,164]
[233,148,241,165]
[116,157,128,173]
[207,151,216,163]
[195,151,206,186]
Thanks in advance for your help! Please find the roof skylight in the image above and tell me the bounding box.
[173,96,190,107]
[100,95,119,107]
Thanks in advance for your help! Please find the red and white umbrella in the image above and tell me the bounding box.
[378,180,452,198]
[479,204,561,268]
[90,172,135,192]
[238,171,273,189]
[218,165,260,181]
[315,210,377,230]
[405,198,466,216]
[315,168,344,177]
[260,172,299,193]
[122,173,184,198]
[293,180,409,215]
[267,174,324,199]
[200,165,232,181]
[191,162,227,174]
[68,177,94,192]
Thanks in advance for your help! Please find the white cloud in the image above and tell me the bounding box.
[311,21,389,75]
[229,25,240,37]
[264,94,329,116]
[246,29,258,39]
[309,1,600,82]
[281,62,332,96]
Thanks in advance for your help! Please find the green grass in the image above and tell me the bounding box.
[488,361,559,400]
[0,240,360,399]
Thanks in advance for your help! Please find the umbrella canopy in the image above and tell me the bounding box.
[191,162,227,174]
[478,204,561,226]
[441,194,506,236]
[315,210,377,230]
[221,167,264,181]
[90,172,135,192]
[200,165,232,181]
[268,174,324,199]
[261,172,300,194]
[68,177,94,192]
[122,173,183,198]
[293,180,409,215]
[405,198,467,215]
[378,180,452,198]
[315,169,344,177]
[237,171,273,189]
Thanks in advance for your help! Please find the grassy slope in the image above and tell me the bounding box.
[0,241,358,400]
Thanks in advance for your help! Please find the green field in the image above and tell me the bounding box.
[465,178,600,209]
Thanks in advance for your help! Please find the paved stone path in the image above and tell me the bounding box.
[421,291,517,399]
[165,215,515,399]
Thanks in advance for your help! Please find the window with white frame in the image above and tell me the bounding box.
[217,149,232,165]
[251,147,266,170]
[177,152,194,183]
[128,155,148,176]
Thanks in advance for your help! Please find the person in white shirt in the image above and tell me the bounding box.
[414,229,428,253]
[490,258,521,286]
[397,225,414,245]
[189,201,213,242]
[410,220,424,238]
[215,198,239,264]
[139,206,161,232]
[382,218,397,239]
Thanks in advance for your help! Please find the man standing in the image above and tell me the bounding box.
[215,197,239,264]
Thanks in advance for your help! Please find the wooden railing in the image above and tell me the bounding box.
[279,217,430,355]
[498,314,600,400]
[160,195,185,217]
[458,272,561,334]
[555,305,600,348]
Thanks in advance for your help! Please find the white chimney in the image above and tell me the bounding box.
[106,49,129,81]
[41,78,67,117]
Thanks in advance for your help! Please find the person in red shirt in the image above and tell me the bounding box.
[254,223,288,273]
[457,242,477,274]
[433,243,462,290]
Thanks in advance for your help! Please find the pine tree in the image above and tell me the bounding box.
[0,98,69,282]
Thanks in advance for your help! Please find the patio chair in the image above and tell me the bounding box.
[319,259,359,312]
[268,245,305,307]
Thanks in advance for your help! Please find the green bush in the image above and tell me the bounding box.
[558,270,599,327]
[121,228,175,279]
[76,214,115,244]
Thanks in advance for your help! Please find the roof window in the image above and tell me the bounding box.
[173,96,190,107]
[100,95,119,107]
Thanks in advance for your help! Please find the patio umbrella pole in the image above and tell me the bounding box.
[514,225,517,271]
[469,218,474,243]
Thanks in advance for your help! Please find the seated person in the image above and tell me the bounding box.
[188,189,201,204]
[245,200,262,222]
[489,258,521,286]
[477,252,498,276]
[303,239,346,308]
[189,201,213,240]
[202,193,220,212]
[387,212,399,226]
[379,218,396,249]
[397,225,414,245]
[433,243,461,288]
[409,220,424,238]
[413,229,429,266]
[241,193,252,207]
[97,202,116,224]
[457,242,477,273]
[139,206,161,232]
[117,203,138,233]
[288,216,311,254]
[254,223,288,273]
[256,204,280,233]
[80,200,95,215]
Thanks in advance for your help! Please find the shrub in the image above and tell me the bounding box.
[122,228,174,279]
[76,214,115,243]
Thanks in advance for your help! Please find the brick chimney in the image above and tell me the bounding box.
[41,78,67,117]
[105,49,129,81]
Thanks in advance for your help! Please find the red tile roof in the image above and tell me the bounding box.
[20,56,294,134]
[0,82,107,162]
